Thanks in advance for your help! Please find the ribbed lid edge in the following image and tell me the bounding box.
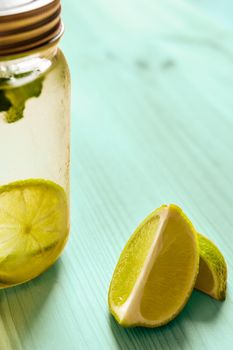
[0,0,63,57]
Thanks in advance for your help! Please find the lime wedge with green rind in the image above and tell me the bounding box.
[108,204,199,327]
[195,233,227,301]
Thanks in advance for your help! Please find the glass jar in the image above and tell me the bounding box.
[0,0,70,287]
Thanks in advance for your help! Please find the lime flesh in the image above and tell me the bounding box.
[0,179,69,287]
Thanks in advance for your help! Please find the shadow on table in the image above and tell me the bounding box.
[109,290,224,350]
[0,260,61,346]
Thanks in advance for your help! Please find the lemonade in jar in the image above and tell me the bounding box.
[0,0,70,287]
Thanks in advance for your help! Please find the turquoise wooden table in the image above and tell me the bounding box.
[0,0,233,349]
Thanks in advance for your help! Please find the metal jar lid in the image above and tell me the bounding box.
[0,0,63,57]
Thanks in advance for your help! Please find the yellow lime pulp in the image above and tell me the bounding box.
[0,178,69,288]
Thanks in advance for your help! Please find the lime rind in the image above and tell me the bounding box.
[0,178,66,196]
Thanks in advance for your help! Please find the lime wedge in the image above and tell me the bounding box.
[195,233,227,300]
[0,179,69,288]
[108,204,199,327]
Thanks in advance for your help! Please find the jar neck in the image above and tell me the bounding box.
[0,45,58,88]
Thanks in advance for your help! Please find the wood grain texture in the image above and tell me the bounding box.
[0,0,233,349]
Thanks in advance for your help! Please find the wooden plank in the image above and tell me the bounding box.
[0,0,233,349]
